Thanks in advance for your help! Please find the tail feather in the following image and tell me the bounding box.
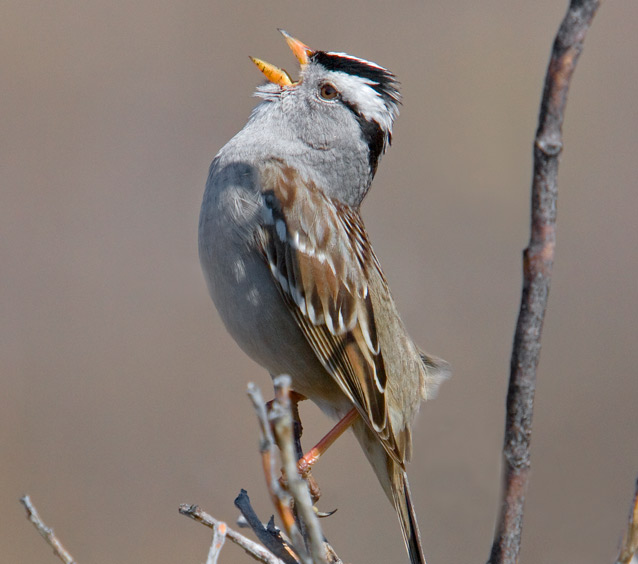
[392,467,426,564]
[351,417,428,564]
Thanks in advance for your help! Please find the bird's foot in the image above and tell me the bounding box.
[278,465,321,504]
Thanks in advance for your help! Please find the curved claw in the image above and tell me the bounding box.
[315,507,338,518]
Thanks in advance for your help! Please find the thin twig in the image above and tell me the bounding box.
[20,495,77,564]
[248,377,310,564]
[247,382,298,534]
[615,478,638,564]
[206,521,227,564]
[487,2,600,564]
[271,376,328,564]
[183,381,343,564]
[179,503,286,564]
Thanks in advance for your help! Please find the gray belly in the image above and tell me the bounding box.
[200,235,349,419]
[198,161,351,419]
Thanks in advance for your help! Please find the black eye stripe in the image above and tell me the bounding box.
[341,100,386,177]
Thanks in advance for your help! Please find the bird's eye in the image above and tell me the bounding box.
[319,83,339,100]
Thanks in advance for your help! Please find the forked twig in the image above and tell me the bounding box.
[179,503,286,564]
[181,379,341,564]
[247,382,299,536]
[271,376,329,564]
[487,1,601,564]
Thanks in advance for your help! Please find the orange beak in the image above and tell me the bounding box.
[250,30,314,87]
[249,56,293,87]
[278,29,313,65]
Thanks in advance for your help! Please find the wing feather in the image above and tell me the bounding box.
[257,161,402,460]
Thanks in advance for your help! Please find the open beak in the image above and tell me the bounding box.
[250,30,314,87]
[279,29,313,65]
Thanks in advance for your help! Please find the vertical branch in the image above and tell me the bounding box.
[247,383,298,535]
[206,521,227,564]
[271,376,328,564]
[488,2,600,564]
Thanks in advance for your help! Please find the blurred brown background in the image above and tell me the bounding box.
[2,2,637,563]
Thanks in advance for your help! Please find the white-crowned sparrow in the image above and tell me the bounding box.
[198,31,450,564]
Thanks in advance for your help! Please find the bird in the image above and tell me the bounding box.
[198,30,450,564]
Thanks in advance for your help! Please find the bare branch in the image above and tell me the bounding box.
[615,478,638,564]
[206,520,227,564]
[271,375,329,564]
[20,495,77,564]
[488,2,601,564]
[247,382,299,536]
[179,503,286,564]
[182,380,343,564]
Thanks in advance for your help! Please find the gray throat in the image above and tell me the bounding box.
[216,100,375,208]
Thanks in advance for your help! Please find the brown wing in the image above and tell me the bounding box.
[256,161,403,463]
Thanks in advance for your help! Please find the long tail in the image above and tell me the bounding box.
[391,466,426,564]
[351,419,427,564]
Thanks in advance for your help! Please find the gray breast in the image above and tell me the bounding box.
[198,160,343,410]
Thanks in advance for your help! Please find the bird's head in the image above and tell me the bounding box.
[247,31,401,205]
